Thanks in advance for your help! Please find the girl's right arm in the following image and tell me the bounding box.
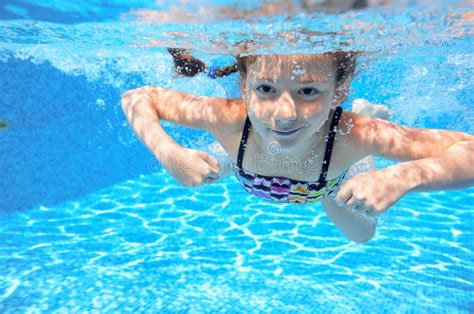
[121,86,244,186]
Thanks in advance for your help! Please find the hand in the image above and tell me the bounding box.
[335,167,410,215]
[164,148,221,187]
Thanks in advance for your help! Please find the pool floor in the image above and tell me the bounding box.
[1,170,473,312]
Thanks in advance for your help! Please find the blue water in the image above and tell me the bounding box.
[1,0,473,312]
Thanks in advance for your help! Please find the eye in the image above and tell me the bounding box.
[298,87,319,97]
[256,85,276,94]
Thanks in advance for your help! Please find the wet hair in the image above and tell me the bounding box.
[168,48,238,78]
[167,48,357,85]
[352,0,368,9]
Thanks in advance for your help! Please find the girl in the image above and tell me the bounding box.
[121,49,474,243]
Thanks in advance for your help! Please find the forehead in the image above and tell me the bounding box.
[247,54,335,83]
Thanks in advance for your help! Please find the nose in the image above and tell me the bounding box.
[274,92,297,125]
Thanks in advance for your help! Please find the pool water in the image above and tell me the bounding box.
[1,172,473,312]
[1,0,473,312]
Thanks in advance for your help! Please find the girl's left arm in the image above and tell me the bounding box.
[336,112,474,213]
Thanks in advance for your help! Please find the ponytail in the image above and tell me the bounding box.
[168,48,206,77]
[167,48,239,79]
[167,48,357,85]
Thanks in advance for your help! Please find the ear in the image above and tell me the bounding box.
[332,75,353,106]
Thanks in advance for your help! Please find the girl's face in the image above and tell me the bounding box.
[241,54,341,152]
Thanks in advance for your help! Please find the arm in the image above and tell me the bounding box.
[345,112,473,161]
[121,86,244,186]
[391,140,474,192]
[336,112,474,212]
[358,114,474,190]
[122,86,243,148]
[121,86,178,167]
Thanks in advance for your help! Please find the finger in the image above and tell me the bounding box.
[347,197,369,214]
[200,152,221,173]
[364,206,376,216]
[205,171,220,179]
[336,183,353,205]
[203,173,219,184]
[208,157,221,172]
[355,202,377,216]
[345,195,358,207]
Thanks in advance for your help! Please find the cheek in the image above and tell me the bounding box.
[247,95,274,118]
[302,105,321,117]
[301,91,335,118]
[301,103,326,119]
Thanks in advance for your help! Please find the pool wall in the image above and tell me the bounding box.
[0,57,156,211]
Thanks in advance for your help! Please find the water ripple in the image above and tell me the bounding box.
[1,171,472,312]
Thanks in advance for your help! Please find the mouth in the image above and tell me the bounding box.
[271,126,303,136]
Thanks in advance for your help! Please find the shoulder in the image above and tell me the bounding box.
[336,110,428,161]
[205,98,247,137]
[337,109,405,156]
[337,110,383,153]
[326,110,378,176]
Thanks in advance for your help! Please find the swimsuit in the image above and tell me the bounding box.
[233,106,347,204]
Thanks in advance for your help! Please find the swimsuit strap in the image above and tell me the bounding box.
[236,116,252,168]
[317,106,343,184]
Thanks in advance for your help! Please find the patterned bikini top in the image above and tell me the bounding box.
[233,106,346,204]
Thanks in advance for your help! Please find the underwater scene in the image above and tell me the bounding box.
[1,0,473,312]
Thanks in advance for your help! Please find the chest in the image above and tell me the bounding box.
[213,127,356,182]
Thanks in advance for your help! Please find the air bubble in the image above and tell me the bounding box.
[96,98,106,110]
